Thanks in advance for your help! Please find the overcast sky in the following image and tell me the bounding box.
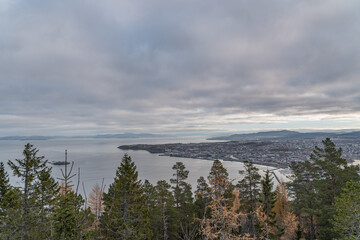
[1,0,360,136]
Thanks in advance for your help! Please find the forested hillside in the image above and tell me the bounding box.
[0,139,359,239]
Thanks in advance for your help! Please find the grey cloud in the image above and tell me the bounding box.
[1,0,360,135]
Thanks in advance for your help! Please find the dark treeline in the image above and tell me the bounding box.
[0,138,360,239]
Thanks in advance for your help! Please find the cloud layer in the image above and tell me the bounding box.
[1,0,360,135]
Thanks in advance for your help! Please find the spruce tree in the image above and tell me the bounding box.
[258,169,276,239]
[287,160,318,240]
[0,162,20,239]
[170,162,195,239]
[53,186,87,240]
[7,143,51,240]
[237,160,261,237]
[34,166,59,239]
[100,154,151,239]
[332,181,360,240]
[0,162,11,216]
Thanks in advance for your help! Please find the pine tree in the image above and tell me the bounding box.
[34,166,59,239]
[0,162,22,239]
[257,170,276,239]
[288,138,360,240]
[170,162,190,209]
[237,160,261,237]
[100,154,151,239]
[7,143,51,239]
[208,160,234,201]
[0,162,11,216]
[143,179,157,239]
[53,152,94,240]
[287,160,318,240]
[170,162,195,239]
[152,180,179,240]
[194,176,211,220]
[311,138,360,239]
[53,185,87,240]
[332,181,360,240]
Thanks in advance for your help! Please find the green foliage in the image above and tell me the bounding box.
[237,160,261,237]
[287,160,318,240]
[311,138,360,239]
[34,166,59,238]
[170,162,190,208]
[0,162,10,204]
[332,181,360,240]
[7,143,58,239]
[238,161,261,213]
[53,186,94,240]
[288,138,360,240]
[100,154,151,239]
[260,170,275,219]
[2,139,360,240]
[170,162,196,239]
[258,170,276,238]
[194,176,211,219]
[152,180,179,240]
[0,162,22,239]
[209,159,233,200]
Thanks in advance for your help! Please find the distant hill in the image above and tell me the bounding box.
[338,131,360,138]
[207,130,351,141]
[0,136,57,140]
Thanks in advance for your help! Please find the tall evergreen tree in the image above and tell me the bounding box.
[0,162,22,239]
[287,160,319,240]
[153,180,179,240]
[332,181,360,240]
[258,170,276,239]
[288,138,360,240]
[53,185,91,240]
[194,176,211,220]
[170,162,195,239]
[311,138,360,239]
[208,160,233,201]
[143,179,157,239]
[0,162,11,218]
[8,143,50,240]
[237,160,261,237]
[34,166,59,239]
[100,154,151,239]
[170,162,190,209]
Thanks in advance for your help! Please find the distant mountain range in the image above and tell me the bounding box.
[207,130,360,141]
[0,133,167,141]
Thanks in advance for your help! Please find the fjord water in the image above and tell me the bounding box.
[0,137,286,195]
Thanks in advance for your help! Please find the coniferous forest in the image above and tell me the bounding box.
[1,138,360,240]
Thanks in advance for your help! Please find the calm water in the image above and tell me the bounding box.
[0,137,287,195]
